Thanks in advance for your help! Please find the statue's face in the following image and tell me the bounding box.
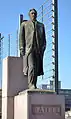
[29,10,37,21]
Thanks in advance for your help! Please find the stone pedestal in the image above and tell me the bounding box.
[2,57,28,119]
[14,89,65,119]
[2,56,65,119]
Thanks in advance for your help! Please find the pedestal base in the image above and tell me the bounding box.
[14,89,65,119]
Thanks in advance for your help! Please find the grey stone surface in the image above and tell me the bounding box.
[14,90,65,119]
[2,56,28,97]
[2,57,28,119]
[2,96,14,119]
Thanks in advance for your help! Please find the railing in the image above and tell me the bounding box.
[37,0,58,92]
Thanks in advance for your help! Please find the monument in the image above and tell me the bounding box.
[2,8,65,119]
[19,8,46,89]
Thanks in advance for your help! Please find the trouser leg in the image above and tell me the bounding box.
[33,76,37,88]
[28,52,37,89]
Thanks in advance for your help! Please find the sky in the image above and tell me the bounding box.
[0,0,71,89]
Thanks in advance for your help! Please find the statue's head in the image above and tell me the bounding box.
[29,8,37,21]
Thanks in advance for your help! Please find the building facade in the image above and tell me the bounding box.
[59,89,71,111]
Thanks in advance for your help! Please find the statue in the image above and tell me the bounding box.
[19,8,46,89]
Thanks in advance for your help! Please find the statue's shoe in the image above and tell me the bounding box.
[29,85,35,89]
[28,82,38,89]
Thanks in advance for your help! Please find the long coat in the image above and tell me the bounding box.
[19,20,46,76]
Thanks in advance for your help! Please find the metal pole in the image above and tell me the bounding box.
[8,34,10,56]
[16,30,18,56]
[0,33,1,64]
[0,33,4,88]
[0,33,1,88]
[19,14,23,57]
[20,14,23,26]
[42,5,44,22]
[54,0,58,94]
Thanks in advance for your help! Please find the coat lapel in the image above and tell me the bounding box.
[29,21,34,30]
[29,20,38,31]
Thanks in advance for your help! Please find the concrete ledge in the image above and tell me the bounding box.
[19,89,56,95]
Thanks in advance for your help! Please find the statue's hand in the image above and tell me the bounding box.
[20,48,25,57]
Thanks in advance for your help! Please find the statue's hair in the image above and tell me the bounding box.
[29,8,37,15]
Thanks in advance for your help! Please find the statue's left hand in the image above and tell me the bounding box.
[20,48,25,57]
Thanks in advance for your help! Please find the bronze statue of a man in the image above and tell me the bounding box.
[19,8,46,89]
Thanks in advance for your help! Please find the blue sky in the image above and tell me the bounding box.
[0,0,71,89]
